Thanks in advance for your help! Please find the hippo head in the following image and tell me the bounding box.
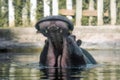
[35,16,97,70]
[35,16,74,50]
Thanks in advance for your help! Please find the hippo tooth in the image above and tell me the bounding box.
[56,26,59,30]
[60,29,63,33]
[47,27,50,30]
[45,30,48,33]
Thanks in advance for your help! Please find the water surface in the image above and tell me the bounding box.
[0,50,120,80]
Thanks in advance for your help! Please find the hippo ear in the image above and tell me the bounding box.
[77,39,82,46]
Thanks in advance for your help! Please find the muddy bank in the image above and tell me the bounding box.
[0,26,120,52]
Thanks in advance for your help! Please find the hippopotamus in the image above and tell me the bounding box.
[35,15,97,69]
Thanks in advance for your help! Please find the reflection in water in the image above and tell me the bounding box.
[40,67,84,80]
[0,50,120,80]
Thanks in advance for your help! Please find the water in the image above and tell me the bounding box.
[0,50,120,80]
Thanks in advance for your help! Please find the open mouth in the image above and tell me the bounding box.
[37,20,70,50]
[47,26,64,50]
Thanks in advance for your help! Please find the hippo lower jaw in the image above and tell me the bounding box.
[47,36,70,68]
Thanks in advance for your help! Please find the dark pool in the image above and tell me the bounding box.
[0,50,120,80]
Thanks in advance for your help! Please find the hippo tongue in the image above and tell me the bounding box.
[48,30,63,51]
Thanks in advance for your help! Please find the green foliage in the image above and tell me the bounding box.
[0,0,8,27]
[13,0,26,26]
[59,0,66,9]
[82,0,97,25]
[82,16,89,25]
[36,0,43,20]
[0,0,120,27]
[91,17,97,26]
[82,0,111,25]
[103,0,110,24]
[116,0,120,24]
[82,0,89,25]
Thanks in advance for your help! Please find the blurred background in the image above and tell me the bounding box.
[0,0,120,80]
